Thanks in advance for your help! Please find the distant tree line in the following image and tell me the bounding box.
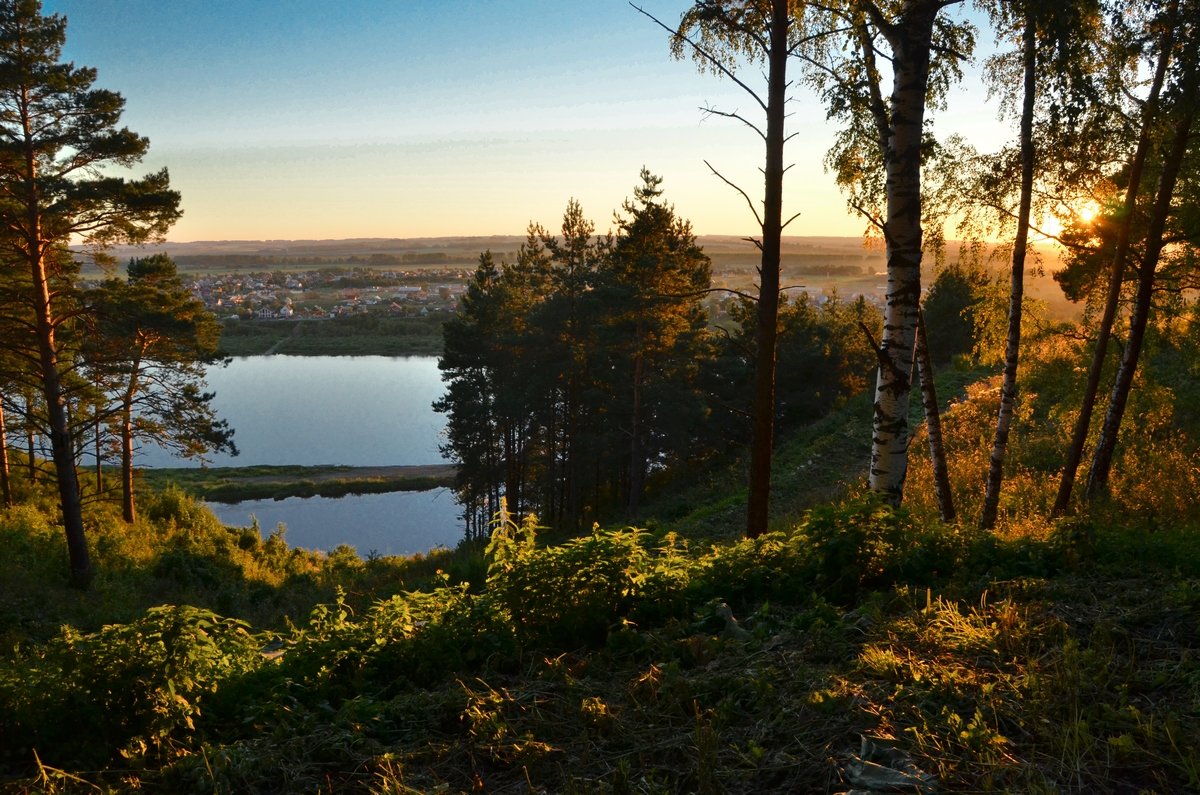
[172,252,454,269]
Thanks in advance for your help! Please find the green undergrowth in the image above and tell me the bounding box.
[644,363,990,541]
[1,492,1197,793]
[0,484,485,647]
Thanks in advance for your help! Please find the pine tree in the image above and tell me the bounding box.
[601,169,711,514]
[0,0,181,586]
[85,255,236,523]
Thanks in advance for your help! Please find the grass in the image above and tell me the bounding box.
[217,316,445,357]
[140,464,456,503]
[2,494,1196,793]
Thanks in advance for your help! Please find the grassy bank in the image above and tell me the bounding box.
[218,314,445,357]
[1,493,1197,793]
[141,464,457,502]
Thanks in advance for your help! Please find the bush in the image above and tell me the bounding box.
[0,605,262,768]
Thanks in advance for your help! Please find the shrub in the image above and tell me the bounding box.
[0,605,262,768]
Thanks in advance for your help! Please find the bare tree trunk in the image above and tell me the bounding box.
[867,1,941,504]
[745,0,789,537]
[0,396,12,508]
[1086,101,1195,497]
[916,310,955,522]
[94,410,102,495]
[981,12,1036,531]
[627,348,646,516]
[121,396,136,523]
[26,419,35,482]
[1053,7,1175,515]
[33,255,91,587]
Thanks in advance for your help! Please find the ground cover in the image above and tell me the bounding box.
[1,499,1196,793]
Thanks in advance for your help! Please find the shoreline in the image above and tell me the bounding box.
[141,463,457,503]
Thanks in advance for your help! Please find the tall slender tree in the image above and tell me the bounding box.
[1053,0,1178,515]
[0,392,11,507]
[800,0,971,504]
[646,0,797,536]
[1087,12,1199,495]
[0,0,181,586]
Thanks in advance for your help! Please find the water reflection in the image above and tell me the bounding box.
[207,488,462,557]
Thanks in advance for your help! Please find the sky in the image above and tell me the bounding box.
[42,0,1012,244]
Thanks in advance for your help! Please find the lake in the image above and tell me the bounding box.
[141,355,463,556]
[206,488,462,557]
[139,355,447,468]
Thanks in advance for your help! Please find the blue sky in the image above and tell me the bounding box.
[43,1,1009,243]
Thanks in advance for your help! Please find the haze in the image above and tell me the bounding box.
[44,0,1004,243]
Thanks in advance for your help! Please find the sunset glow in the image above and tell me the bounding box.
[42,0,1006,243]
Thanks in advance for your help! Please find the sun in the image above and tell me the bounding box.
[1077,201,1100,224]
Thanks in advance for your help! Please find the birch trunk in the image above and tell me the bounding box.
[868,1,941,504]
[916,310,955,522]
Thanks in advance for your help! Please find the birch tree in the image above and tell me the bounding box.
[1054,0,1179,515]
[1087,4,1199,496]
[800,0,971,504]
[977,0,1105,529]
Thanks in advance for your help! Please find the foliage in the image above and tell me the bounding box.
[218,314,446,357]
[0,604,261,767]
[921,262,991,365]
[1,436,1199,792]
[141,464,454,503]
[708,291,880,441]
[85,254,235,522]
[436,172,712,534]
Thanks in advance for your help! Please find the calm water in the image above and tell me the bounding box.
[140,355,463,554]
[207,488,462,557]
[139,355,447,468]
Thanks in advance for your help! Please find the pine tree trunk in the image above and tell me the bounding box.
[94,411,102,495]
[1086,102,1195,497]
[32,250,91,587]
[1053,5,1175,515]
[121,397,136,524]
[916,310,955,522]
[980,13,1036,531]
[745,0,789,538]
[26,419,35,482]
[628,349,646,516]
[0,397,12,508]
[868,1,940,504]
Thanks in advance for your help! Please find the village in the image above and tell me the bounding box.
[183,266,472,321]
